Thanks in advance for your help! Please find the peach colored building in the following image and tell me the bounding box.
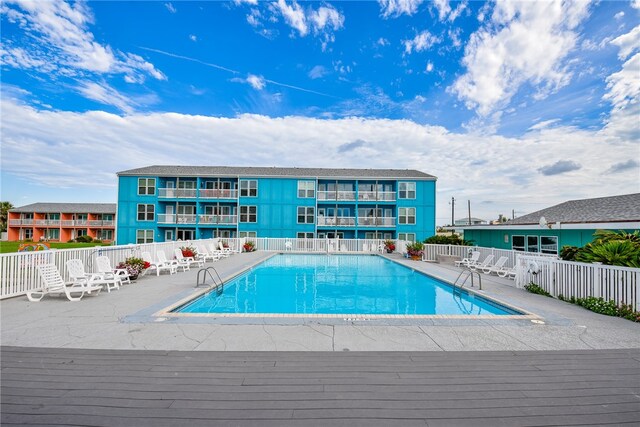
[7,203,116,242]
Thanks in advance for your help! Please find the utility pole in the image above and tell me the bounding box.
[512,209,515,220]
[468,200,471,225]
[450,197,456,228]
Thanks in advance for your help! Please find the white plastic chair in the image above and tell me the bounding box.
[482,256,509,275]
[95,256,131,284]
[455,251,480,267]
[28,264,102,302]
[174,248,204,269]
[469,255,494,272]
[66,259,119,292]
[141,251,177,275]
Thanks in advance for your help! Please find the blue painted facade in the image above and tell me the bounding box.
[116,170,436,244]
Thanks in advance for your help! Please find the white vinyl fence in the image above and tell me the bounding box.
[515,255,640,311]
[422,244,555,268]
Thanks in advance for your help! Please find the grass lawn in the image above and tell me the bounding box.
[0,241,113,254]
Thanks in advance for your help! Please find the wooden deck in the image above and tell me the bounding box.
[2,346,639,426]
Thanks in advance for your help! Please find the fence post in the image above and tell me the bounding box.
[593,264,600,298]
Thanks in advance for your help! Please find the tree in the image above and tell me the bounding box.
[0,201,13,233]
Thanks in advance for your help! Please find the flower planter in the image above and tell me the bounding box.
[410,255,421,261]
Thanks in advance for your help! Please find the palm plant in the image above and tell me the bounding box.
[575,240,640,268]
[0,201,14,233]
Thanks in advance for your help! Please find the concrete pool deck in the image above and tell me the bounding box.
[1,252,639,351]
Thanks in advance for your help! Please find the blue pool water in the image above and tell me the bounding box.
[175,254,519,316]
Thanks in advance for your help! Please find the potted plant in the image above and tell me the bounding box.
[406,241,424,261]
[243,241,256,252]
[116,257,150,280]
[383,239,396,253]
[180,245,198,258]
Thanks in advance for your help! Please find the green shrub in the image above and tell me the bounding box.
[559,245,579,261]
[75,235,94,243]
[423,234,473,246]
[524,282,551,297]
[575,240,640,268]
[576,297,621,317]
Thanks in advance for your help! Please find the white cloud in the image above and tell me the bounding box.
[614,11,625,20]
[377,37,389,46]
[610,24,640,60]
[0,0,166,98]
[433,0,451,21]
[164,3,176,14]
[451,0,591,117]
[246,74,266,90]
[308,65,328,79]
[189,34,197,42]
[273,0,308,36]
[76,81,136,114]
[2,98,637,224]
[403,30,440,54]
[378,0,425,18]
[425,62,434,72]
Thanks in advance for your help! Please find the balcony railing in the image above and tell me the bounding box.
[88,220,114,227]
[317,216,356,227]
[198,214,237,225]
[357,217,396,227]
[9,219,34,226]
[358,191,396,202]
[34,220,60,226]
[317,191,356,201]
[199,189,238,199]
[158,188,197,198]
[157,214,197,224]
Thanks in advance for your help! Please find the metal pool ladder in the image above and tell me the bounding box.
[452,268,482,295]
[196,267,225,293]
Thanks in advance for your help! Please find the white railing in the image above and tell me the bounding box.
[157,214,176,224]
[516,255,640,311]
[34,220,60,226]
[357,191,396,202]
[158,188,198,198]
[199,189,238,199]
[357,217,395,227]
[157,214,197,224]
[198,214,238,225]
[317,190,356,201]
[10,219,35,226]
[317,217,356,227]
[253,238,386,253]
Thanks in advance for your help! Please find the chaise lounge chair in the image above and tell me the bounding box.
[481,256,509,275]
[196,244,221,262]
[469,254,494,272]
[95,255,131,285]
[174,248,204,269]
[141,251,177,275]
[66,259,120,293]
[455,251,480,267]
[27,264,102,302]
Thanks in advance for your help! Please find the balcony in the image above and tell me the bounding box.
[358,191,396,202]
[158,188,197,199]
[9,219,34,226]
[317,216,356,227]
[157,214,197,224]
[198,214,237,225]
[88,220,114,227]
[357,217,396,227]
[199,189,238,199]
[34,220,60,226]
[317,191,356,201]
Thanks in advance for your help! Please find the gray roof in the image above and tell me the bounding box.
[507,193,640,225]
[117,165,436,180]
[10,203,117,214]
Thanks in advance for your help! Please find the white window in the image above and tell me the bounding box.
[98,230,113,240]
[165,230,174,241]
[298,181,315,198]
[136,230,154,244]
[137,178,156,195]
[527,235,539,253]
[398,182,416,199]
[512,235,525,251]
[239,231,257,238]
[541,236,558,254]
[45,229,60,240]
[398,207,416,224]
[398,233,416,241]
[240,206,257,223]
[297,207,315,224]
[23,228,33,240]
[137,204,155,221]
[240,180,258,197]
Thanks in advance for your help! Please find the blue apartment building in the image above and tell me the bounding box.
[116,166,436,245]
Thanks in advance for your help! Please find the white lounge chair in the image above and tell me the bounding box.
[28,264,102,302]
[455,251,480,267]
[208,243,229,258]
[157,250,186,272]
[469,254,494,272]
[497,265,517,279]
[481,256,509,275]
[95,256,131,285]
[174,248,204,269]
[196,244,221,262]
[141,251,177,275]
[66,259,120,292]
[219,242,234,255]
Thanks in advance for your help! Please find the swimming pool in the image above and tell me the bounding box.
[173,254,522,316]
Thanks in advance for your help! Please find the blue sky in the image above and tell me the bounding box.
[1,0,639,225]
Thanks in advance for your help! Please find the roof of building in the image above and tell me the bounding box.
[117,165,437,180]
[507,193,640,225]
[10,203,117,214]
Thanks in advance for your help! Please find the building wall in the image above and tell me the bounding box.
[464,227,638,253]
[116,174,436,244]
[7,210,116,242]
